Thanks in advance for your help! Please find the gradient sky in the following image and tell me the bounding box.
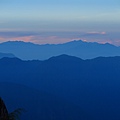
[0,0,120,45]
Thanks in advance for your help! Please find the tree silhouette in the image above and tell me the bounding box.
[0,98,24,120]
[0,97,9,120]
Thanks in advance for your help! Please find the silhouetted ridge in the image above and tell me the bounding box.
[1,55,120,120]
[47,54,83,62]
[0,40,120,60]
[0,57,22,63]
[1,41,37,46]
[90,56,120,65]
[0,52,15,59]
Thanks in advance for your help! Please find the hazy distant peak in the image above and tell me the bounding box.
[0,40,116,47]
[0,52,15,59]
[0,57,22,62]
[1,40,34,45]
[0,40,119,60]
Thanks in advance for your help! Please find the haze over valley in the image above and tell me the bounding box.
[0,0,120,120]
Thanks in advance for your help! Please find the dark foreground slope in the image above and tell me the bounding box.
[0,40,120,60]
[0,82,91,120]
[0,55,120,120]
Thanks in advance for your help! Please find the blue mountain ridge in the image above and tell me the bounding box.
[0,52,15,58]
[0,55,120,120]
[0,40,119,60]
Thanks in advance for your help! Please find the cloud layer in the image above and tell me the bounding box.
[0,31,120,46]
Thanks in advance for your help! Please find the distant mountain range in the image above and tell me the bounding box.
[1,55,120,120]
[0,40,119,60]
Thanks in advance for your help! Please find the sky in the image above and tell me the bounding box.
[0,0,120,45]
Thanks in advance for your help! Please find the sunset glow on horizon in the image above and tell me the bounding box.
[0,0,120,45]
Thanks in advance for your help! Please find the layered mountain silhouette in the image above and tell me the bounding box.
[0,40,119,60]
[0,82,91,120]
[0,52,15,59]
[0,55,120,120]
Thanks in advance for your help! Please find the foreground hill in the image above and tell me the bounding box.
[1,55,120,119]
[0,82,91,120]
[0,40,119,60]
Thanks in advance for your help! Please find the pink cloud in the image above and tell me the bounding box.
[0,31,119,46]
[11,36,34,42]
[30,35,77,44]
[87,32,106,35]
[0,36,35,43]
